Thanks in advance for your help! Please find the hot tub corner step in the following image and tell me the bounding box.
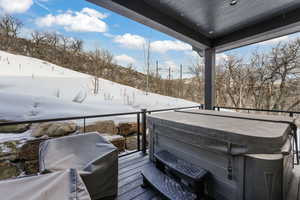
[141,163,197,200]
[154,150,207,182]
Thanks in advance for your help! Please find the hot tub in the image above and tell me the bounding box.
[147,109,297,200]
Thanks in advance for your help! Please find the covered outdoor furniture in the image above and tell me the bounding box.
[0,169,91,200]
[39,132,118,200]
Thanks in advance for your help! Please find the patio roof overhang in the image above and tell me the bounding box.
[87,0,300,52]
[87,0,300,109]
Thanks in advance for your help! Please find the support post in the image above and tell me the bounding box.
[141,109,147,154]
[156,60,159,78]
[204,48,216,110]
[180,64,183,97]
[137,113,141,151]
[83,118,86,133]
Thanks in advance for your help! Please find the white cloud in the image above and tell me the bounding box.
[150,40,192,53]
[81,7,107,19]
[258,35,290,45]
[113,33,146,49]
[113,34,192,54]
[114,54,136,65]
[36,8,108,33]
[0,0,33,13]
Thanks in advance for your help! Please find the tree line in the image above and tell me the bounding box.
[190,40,300,111]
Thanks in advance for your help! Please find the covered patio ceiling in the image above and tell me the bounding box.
[87,0,300,53]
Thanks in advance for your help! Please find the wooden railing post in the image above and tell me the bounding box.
[141,109,147,154]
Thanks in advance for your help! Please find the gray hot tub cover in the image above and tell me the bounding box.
[39,132,118,199]
[0,169,91,200]
[148,109,297,155]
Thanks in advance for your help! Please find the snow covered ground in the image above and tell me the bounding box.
[0,50,197,123]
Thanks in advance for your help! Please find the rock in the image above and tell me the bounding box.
[102,134,125,152]
[0,139,43,179]
[0,161,21,180]
[24,160,39,175]
[0,120,30,133]
[81,120,117,135]
[0,141,20,161]
[31,122,77,138]
[125,135,138,151]
[117,122,139,136]
[19,139,46,161]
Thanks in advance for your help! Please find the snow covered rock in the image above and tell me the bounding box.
[0,120,30,134]
[31,122,77,138]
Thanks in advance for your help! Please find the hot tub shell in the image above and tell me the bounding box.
[148,110,297,200]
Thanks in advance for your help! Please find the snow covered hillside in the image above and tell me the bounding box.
[0,50,197,122]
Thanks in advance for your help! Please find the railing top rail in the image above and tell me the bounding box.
[147,105,201,113]
[214,106,300,115]
[0,105,201,126]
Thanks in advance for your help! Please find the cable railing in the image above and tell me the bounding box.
[0,105,201,157]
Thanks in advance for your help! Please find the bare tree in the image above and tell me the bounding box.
[143,39,151,95]
[70,38,83,54]
[91,48,114,94]
[0,15,22,38]
[220,56,252,107]
[188,60,204,102]
[268,40,300,110]
[0,15,23,49]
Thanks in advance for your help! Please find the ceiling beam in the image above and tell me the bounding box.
[87,0,212,49]
[214,6,300,52]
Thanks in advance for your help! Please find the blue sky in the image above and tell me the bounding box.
[1,0,299,78]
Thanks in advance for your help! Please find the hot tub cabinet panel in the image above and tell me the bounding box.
[147,110,296,200]
[244,154,291,200]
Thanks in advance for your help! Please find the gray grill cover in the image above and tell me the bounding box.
[0,169,91,200]
[148,109,296,155]
[39,132,118,199]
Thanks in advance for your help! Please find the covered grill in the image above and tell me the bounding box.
[39,132,118,200]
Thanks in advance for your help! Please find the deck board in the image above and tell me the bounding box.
[117,152,161,200]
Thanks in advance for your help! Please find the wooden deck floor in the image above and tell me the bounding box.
[117,152,161,200]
